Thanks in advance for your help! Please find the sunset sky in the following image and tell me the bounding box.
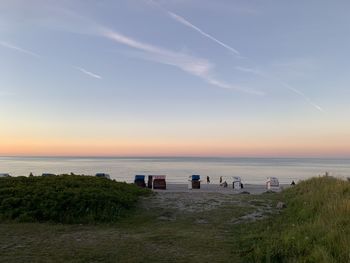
[1,0,350,157]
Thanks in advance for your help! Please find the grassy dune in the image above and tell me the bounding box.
[238,176,350,262]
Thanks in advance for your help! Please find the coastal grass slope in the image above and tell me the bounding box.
[0,175,151,223]
[238,176,350,262]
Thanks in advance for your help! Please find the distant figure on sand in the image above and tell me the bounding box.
[207,176,210,184]
[219,176,222,184]
[291,180,296,186]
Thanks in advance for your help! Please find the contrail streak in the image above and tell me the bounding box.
[147,0,241,56]
[280,81,324,112]
[147,1,324,112]
[235,66,324,112]
[167,11,241,56]
[0,40,103,80]
[74,66,102,79]
[0,40,41,58]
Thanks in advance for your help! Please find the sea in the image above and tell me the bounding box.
[1,157,350,185]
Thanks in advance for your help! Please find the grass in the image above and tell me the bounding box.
[0,175,150,223]
[0,176,349,262]
[235,176,350,262]
[0,193,274,263]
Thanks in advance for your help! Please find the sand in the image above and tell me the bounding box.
[152,183,289,195]
[140,183,288,223]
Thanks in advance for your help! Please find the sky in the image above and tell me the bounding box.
[1,0,350,157]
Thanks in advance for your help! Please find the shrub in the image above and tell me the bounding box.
[0,175,151,223]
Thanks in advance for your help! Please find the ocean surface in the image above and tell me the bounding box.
[1,157,350,184]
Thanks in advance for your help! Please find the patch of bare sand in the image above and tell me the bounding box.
[140,184,282,223]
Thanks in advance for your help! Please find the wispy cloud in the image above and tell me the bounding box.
[147,0,323,112]
[99,28,262,95]
[235,66,262,75]
[99,28,211,77]
[15,5,257,94]
[235,66,324,112]
[204,77,262,95]
[0,40,40,58]
[147,0,241,56]
[157,3,323,111]
[74,66,102,79]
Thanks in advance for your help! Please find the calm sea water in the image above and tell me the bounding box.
[0,157,349,184]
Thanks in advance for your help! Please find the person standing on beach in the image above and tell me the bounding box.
[219,176,222,184]
[207,176,210,184]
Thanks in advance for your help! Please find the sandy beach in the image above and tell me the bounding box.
[148,183,290,216]
[153,183,289,194]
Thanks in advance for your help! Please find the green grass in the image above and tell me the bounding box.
[0,176,349,262]
[0,193,272,263]
[235,176,350,263]
[0,175,151,223]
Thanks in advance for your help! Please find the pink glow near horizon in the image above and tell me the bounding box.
[1,137,350,158]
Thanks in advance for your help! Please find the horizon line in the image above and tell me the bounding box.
[1,155,350,159]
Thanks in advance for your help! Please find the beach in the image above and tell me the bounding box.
[153,183,289,194]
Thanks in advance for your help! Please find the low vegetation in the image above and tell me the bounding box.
[0,192,270,263]
[0,175,150,223]
[0,176,348,262]
[237,176,350,262]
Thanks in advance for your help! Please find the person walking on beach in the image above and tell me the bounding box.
[219,176,222,185]
[207,176,210,184]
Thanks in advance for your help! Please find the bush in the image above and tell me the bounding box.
[0,175,151,223]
